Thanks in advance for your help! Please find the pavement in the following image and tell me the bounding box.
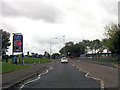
[2,63,51,89]
[71,59,119,88]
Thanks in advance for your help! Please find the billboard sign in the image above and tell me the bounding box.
[13,34,23,52]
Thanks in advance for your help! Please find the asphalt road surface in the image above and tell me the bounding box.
[23,61,101,88]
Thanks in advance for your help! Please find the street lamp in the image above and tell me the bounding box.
[50,37,58,59]
[62,35,66,56]
[0,30,2,61]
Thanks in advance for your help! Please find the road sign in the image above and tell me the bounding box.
[13,34,23,52]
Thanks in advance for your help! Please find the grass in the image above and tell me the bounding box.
[91,57,117,62]
[23,57,51,64]
[0,61,2,74]
[7,57,51,64]
[2,61,31,74]
[2,57,50,74]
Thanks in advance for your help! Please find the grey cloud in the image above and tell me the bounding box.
[41,38,59,45]
[99,1,118,16]
[2,1,61,23]
[2,21,17,33]
[33,35,59,46]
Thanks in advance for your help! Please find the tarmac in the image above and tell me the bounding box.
[2,63,50,89]
[1,59,120,89]
[71,59,119,88]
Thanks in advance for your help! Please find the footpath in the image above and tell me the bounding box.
[2,63,50,89]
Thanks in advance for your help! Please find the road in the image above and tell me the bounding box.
[22,61,100,88]
[71,59,119,88]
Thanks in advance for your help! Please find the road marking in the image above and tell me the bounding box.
[76,66,79,69]
[19,67,53,89]
[73,65,104,90]
[85,72,104,90]
[72,64,74,67]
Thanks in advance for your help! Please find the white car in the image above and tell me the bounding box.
[61,57,68,63]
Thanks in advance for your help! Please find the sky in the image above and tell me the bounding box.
[0,0,119,55]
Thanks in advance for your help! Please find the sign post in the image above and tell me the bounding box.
[12,33,23,65]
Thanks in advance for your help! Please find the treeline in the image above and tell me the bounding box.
[59,24,120,61]
[59,39,103,57]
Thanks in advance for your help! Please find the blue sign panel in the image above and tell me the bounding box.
[13,34,23,52]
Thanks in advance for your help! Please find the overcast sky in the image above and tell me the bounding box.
[1,0,119,55]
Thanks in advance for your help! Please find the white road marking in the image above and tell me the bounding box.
[77,66,79,69]
[72,64,74,67]
[85,73,104,89]
[74,65,104,90]
[19,67,53,89]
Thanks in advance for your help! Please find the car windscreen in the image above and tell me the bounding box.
[62,57,67,60]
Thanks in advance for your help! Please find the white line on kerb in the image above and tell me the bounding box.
[19,67,53,89]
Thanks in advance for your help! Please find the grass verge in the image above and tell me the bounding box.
[23,57,51,64]
[91,58,117,62]
[2,62,31,74]
[7,57,51,64]
[2,57,50,74]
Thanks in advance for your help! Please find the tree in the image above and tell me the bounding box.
[81,40,91,54]
[59,41,74,56]
[59,41,86,57]
[89,40,94,54]
[52,53,60,59]
[104,24,119,53]
[102,38,110,54]
[0,30,2,58]
[44,51,50,58]
[113,29,120,61]
[1,30,11,55]
[104,24,120,62]
[65,41,74,46]
[93,39,102,54]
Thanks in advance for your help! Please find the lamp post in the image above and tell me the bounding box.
[50,37,58,59]
[0,29,2,61]
[62,35,65,56]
